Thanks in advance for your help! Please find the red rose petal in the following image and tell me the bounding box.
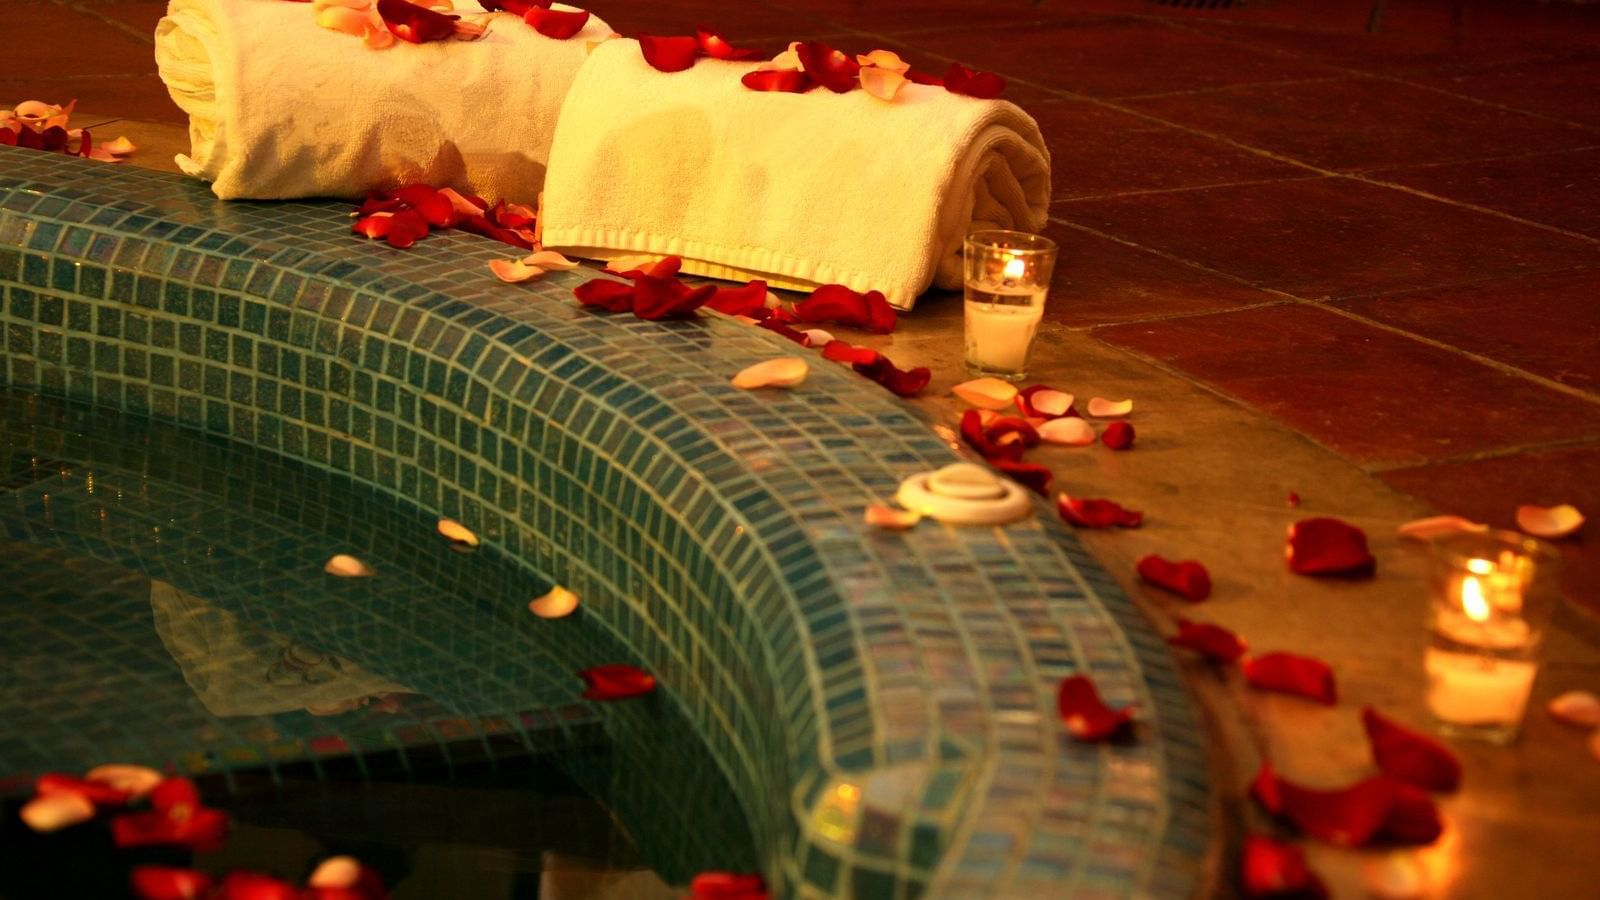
[1286,517,1375,577]
[822,340,879,366]
[453,213,532,250]
[853,354,930,397]
[384,210,430,249]
[391,184,457,227]
[377,0,460,44]
[35,772,132,807]
[215,872,301,900]
[994,459,1052,496]
[1101,420,1136,450]
[525,7,589,39]
[792,284,897,334]
[1057,674,1136,742]
[634,276,714,320]
[1362,707,1462,793]
[1381,782,1444,845]
[705,279,770,317]
[579,664,656,700]
[1240,835,1327,899]
[149,777,201,811]
[1287,491,1301,508]
[690,871,769,900]
[796,41,861,93]
[1244,652,1337,705]
[639,34,702,73]
[1253,763,1398,848]
[111,807,230,853]
[741,69,816,93]
[1057,495,1143,529]
[488,199,537,229]
[696,25,761,61]
[1016,384,1077,419]
[943,62,1006,99]
[1136,554,1212,602]
[1169,619,1248,663]
[905,69,943,86]
[131,866,214,900]
[574,279,635,311]
[757,318,811,346]
[477,0,551,14]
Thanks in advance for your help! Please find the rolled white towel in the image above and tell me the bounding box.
[154,0,611,201]
[540,40,1051,310]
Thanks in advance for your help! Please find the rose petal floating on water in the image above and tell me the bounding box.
[859,66,908,101]
[1057,495,1142,529]
[1038,417,1095,446]
[796,41,861,93]
[1244,652,1337,705]
[1397,515,1486,541]
[732,356,809,389]
[865,505,921,530]
[943,62,1006,98]
[579,664,656,700]
[953,377,1019,410]
[1057,674,1136,742]
[1136,554,1211,602]
[1087,397,1132,417]
[437,517,480,548]
[489,258,546,283]
[856,49,910,74]
[1362,706,1461,793]
[690,871,769,900]
[695,25,761,60]
[525,6,589,39]
[639,33,702,72]
[529,585,580,619]
[1287,517,1375,577]
[1515,503,1585,539]
[1169,619,1247,663]
[130,866,214,900]
[19,792,95,833]
[1363,852,1427,900]
[1101,420,1136,450]
[1240,834,1326,900]
[325,554,375,577]
[1547,690,1600,728]
[85,764,163,800]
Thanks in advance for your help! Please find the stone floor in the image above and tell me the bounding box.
[8,0,1600,897]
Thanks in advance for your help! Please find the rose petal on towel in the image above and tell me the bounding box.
[865,505,922,530]
[525,7,588,39]
[317,5,373,35]
[706,280,771,317]
[1136,554,1212,602]
[1038,417,1096,446]
[696,24,761,60]
[1101,420,1136,450]
[796,41,861,93]
[732,357,809,390]
[689,872,768,900]
[759,41,803,72]
[130,866,215,900]
[452,17,488,39]
[1515,503,1584,538]
[905,69,944,86]
[476,0,548,14]
[854,354,929,397]
[1087,397,1133,417]
[1241,835,1327,899]
[856,49,910,74]
[1058,495,1143,529]
[574,278,636,312]
[1057,674,1136,742]
[1286,517,1375,578]
[1170,619,1248,663]
[1244,652,1337,704]
[1362,707,1461,793]
[377,0,460,43]
[952,377,1019,410]
[639,33,702,73]
[943,62,1006,99]
[792,284,897,333]
[994,459,1052,496]
[579,664,656,700]
[364,19,397,48]
[1396,515,1487,541]
[859,66,908,101]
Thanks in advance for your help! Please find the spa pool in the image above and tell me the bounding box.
[0,145,1212,898]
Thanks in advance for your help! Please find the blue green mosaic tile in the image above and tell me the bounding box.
[0,146,1211,898]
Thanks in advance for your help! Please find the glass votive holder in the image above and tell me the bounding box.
[1424,529,1561,744]
[963,230,1057,382]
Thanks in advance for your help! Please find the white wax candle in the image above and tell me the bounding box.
[1425,647,1537,725]
[965,293,1043,373]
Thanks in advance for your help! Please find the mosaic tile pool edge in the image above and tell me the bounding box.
[0,147,1211,899]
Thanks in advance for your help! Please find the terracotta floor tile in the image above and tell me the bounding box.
[1042,221,1284,328]
[7,2,157,76]
[1094,304,1600,467]
[1381,444,1600,617]
[1334,268,1600,394]
[1375,148,1600,239]
[1032,100,1309,201]
[87,1,166,42]
[768,0,1089,34]
[0,75,183,125]
[579,0,831,42]
[897,18,1337,98]
[1055,177,1599,299]
[1406,56,1600,129]
[1124,76,1596,171]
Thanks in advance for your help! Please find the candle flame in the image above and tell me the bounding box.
[1003,256,1025,280]
[1466,557,1494,575]
[1461,575,1491,623]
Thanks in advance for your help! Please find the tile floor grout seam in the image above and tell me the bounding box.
[1370,435,1600,474]
[1051,174,1325,205]
[1044,217,1304,299]
[1104,74,1355,102]
[1327,262,1600,305]
[52,0,156,46]
[1352,143,1600,175]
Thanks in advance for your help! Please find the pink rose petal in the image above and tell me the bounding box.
[859,66,908,101]
[731,357,809,390]
[20,792,95,833]
[1516,503,1584,539]
[1028,389,1075,417]
[865,505,921,530]
[1397,515,1486,541]
[1087,397,1133,417]
[1038,417,1096,446]
[952,377,1019,410]
[489,258,546,283]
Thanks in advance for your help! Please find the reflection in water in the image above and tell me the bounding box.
[0,387,756,895]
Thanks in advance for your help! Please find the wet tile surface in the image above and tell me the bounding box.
[1095,304,1600,468]
[1057,177,1600,299]
[1375,147,1600,240]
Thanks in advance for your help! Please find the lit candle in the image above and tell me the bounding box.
[964,237,1053,380]
[1424,554,1538,741]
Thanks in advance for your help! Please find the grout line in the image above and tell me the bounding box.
[53,0,156,46]
[1052,174,1324,205]
[1045,216,1303,299]
[1063,297,1294,332]
[1354,143,1600,175]
[1326,263,1600,305]
[1368,435,1600,474]
[1107,74,1354,102]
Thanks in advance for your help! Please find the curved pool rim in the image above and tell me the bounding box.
[0,147,1212,898]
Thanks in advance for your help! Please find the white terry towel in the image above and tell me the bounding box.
[154,0,611,201]
[540,40,1051,310]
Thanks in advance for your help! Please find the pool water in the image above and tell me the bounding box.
[0,386,755,897]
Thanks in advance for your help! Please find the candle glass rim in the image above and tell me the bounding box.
[964,229,1057,256]
[1427,528,1561,570]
